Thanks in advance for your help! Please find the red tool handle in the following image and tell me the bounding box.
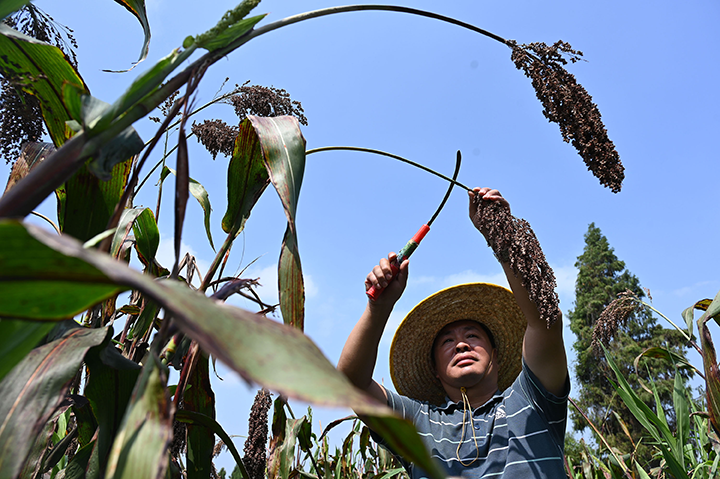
[366,224,430,300]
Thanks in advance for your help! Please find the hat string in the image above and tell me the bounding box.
[456,387,480,466]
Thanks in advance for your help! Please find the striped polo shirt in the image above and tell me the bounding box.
[376,360,569,478]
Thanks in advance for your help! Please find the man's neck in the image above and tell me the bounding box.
[446,382,498,409]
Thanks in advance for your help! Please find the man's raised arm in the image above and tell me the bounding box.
[337,253,409,404]
[468,187,568,396]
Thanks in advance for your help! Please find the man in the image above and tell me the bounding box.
[337,187,569,478]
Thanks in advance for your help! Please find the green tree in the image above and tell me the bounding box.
[568,223,689,466]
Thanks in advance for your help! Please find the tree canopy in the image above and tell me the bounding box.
[568,223,690,463]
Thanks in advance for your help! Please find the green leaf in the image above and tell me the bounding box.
[268,416,308,479]
[164,167,214,251]
[0,0,28,21]
[85,336,141,473]
[133,208,160,267]
[3,141,56,195]
[0,24,89,146]
[673,371,689,469]
[0,221,126,319]
[56,158,133,242]
[634,346,700,376]
[101,48,191,131]
[200,13,267,52]
[603,346,687,478]
[0,319,54,382]
[0,326,108,479]
[279,226,304,330]
[249,116,305,232]
[699,317,720,436]
[13,220,383,412]
[111,207,145,259]
[112,0,151,64]
[89,125,144,180]
[363,415,446,479]
[703,289,720,326]
[11,221,443,479]
[175,410,249,479]
[221,119,270,235]
[105,355,173,479]
[184,354,216,479]
[18,417,54,479]
[247,116,306,330]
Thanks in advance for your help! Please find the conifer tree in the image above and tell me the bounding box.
[568,223,688,463]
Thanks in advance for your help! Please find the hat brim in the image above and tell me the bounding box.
[389,283,526,405]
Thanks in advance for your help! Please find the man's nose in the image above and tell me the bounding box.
[455,341,470,352]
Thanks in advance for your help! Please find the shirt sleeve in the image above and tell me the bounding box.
[516,359,570,447]
[368,385,424,469]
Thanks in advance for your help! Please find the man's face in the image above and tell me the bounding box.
[432,320,497,390]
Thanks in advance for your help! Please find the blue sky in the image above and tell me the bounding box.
[6,0,720,471]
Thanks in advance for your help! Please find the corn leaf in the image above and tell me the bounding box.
[163,166,214,251]
[56,158,133,242]
[105,355,173,479]
[247,115,306,330]
[85,336,141,475]
[673,371,690,470]
[3,142,55,195]
[221,119,270,235]
[700,318,720,436]
[249,116,305,232]
[0,24,88,146]
[13,220,444,479]
[175,410,249,479]
[133,207,160,268]
[279,225,305,330]
[184,353,216,479]
[101,48,190,131]
[0,326,108,479]
[111,207,145,259]
[634,346,700,376]
[603,347,687,478]
[363,415,446,479]
[112,0,151,65]
[0,0,28,20]
[200,13,266,52]
[0,221,125,319]
[0,319,54,382]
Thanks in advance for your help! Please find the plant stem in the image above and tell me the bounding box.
[233,5,510,51]
[635,297,703,355]
[306,146,472,191]
[568,397,633,479]
[0,5,510,219]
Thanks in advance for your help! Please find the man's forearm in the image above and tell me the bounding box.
[337,302,392,391]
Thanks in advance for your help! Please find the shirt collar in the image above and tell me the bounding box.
[436,389,503,412]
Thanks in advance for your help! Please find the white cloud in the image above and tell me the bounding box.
[551,263,578,312]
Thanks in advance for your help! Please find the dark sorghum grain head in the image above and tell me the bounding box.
[242,389,272,479]
[473,196,561,328]
[591,290,640,353]
[191,119,239,160]
[192,83,307,159]
[509,40,624,193]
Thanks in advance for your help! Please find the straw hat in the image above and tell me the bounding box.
[389,283,527,405]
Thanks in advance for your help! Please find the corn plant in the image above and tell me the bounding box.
[0,0,624,478]
[567,290,720,479]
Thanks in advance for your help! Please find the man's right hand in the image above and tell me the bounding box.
[365,252,409,308]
